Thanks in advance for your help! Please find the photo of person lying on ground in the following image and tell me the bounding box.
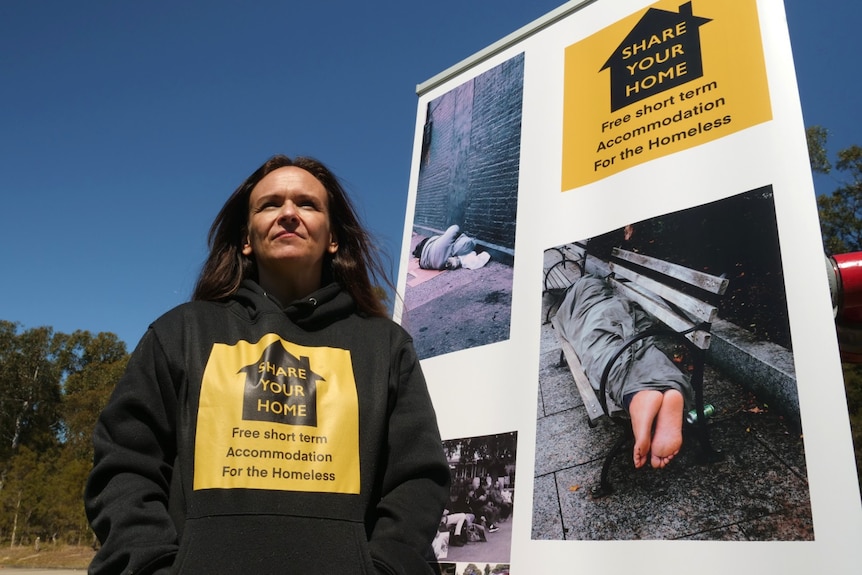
[413,224,491,270]
[554,274,694,469]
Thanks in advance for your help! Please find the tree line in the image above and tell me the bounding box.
[0,321,127,546]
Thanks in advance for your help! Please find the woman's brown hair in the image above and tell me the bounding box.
[193,155,390,318]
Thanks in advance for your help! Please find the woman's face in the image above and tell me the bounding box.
[242,166,338,282]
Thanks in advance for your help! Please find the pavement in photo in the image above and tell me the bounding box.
[443,515,513,564]
[402,256,514,361]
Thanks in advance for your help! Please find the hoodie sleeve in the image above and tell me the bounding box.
[367,339,450,575]
[85,328,180,575]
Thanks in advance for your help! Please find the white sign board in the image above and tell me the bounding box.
[397,1,861,573]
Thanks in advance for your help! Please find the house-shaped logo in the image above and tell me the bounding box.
[239,340,324,426]
[601,2,711,112]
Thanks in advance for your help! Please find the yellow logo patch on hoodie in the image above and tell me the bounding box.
[193,334,360,494]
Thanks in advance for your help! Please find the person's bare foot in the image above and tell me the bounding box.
[628,390,663,468]
[650,389,684,468]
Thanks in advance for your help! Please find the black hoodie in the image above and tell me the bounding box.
[85,280,449,574]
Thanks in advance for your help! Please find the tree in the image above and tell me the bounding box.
[0,322,62,472]
[444,432,517,483]
[58,331,127,461]
[809,126,862,254]
[0,322,127,545]
[806,125,831,174]
[842,365,862,493]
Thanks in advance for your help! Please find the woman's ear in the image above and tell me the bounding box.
[242,234,253,256]
[328,233,338,254]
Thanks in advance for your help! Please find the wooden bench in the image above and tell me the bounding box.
[542,243,587,324]
[552,247,727,497]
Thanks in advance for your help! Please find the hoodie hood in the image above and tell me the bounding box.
[232,279,355,330]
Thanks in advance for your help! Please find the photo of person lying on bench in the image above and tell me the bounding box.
[554,274,695,469]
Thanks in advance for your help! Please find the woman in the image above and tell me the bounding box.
[85,155,450,574]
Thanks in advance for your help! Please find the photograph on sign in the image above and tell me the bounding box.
[430,431,517,573]
[532,186,812,540]
[403,54,524,360]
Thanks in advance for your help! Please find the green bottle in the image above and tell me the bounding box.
[685,403,715,425]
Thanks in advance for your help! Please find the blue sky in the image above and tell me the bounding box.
[1,0,858,350]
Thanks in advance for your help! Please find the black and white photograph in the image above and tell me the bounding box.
[431,432,516,570]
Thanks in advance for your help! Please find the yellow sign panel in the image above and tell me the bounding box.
[193,334,361,494]
[562,0,771,189]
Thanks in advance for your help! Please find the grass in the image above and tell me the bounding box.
[0,544,93,569]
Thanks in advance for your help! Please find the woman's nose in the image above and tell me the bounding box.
[278,201,298,222]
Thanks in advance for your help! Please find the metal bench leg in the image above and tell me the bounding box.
[689,353,724,464]
[591,425,633,499]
